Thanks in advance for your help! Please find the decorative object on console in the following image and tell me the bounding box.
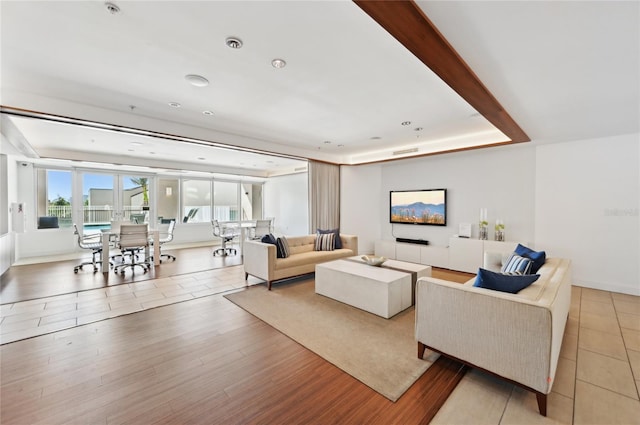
[495,219,505,241]
[479,208,488,240]
[458,222,471,238]
[361,255,387,267]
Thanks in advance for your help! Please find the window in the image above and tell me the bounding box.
[213,181,239,221]
[36,168,72,228]
[182,179,211,223]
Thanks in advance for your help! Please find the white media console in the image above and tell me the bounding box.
[375,238,525,274]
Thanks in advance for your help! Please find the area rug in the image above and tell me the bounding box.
[224,279,438,402]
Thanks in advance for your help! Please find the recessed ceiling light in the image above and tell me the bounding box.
[149,152,156,155]
[105,2,120,15]
[202,110,214,116]
[130,142,143,146]
[168,102,181,108]
[338,144,344,147]
[226,37,243,49]
[127,149,134,152]
[401,121,411,126]
[271,58,287,69]
[197,157,206,160]
[414,127,423,131]
[370,136,381,140]
[185,74,209,87]
[323,140,331,144]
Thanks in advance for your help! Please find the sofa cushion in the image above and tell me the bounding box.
[274,249,351,270]
[514,244,546,273]
[473,268,540,294]
[315,233,335,251]
[501,253,533,275]
[317,228,342,249]
[276,236,290,258]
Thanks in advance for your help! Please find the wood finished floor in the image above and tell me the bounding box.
[1,250,473,424]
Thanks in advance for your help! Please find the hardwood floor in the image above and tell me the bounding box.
[1,252,472,424]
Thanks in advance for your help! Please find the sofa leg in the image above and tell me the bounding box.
[245,272,248,280]
[418,342,426,359]
[536,392,547,416]
[267,281,272,291]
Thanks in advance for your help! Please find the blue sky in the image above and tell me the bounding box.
[47,171,140,201]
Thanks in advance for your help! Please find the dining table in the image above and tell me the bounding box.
[100,222,160,273]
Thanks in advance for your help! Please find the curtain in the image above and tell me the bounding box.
[308,160,340,232]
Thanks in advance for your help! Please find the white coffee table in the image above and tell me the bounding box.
[315,256,432,318]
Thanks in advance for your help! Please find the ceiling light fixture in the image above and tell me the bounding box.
[105,2,120,15]
[271,58,286,69]
[323,141,331,144]
[414,127,423,131]
[401,121,411,126]
[225,37,243,49]
[202,110,214,116]
[370,136,381,140]
[168,102,181,108]
[185,74,209,87]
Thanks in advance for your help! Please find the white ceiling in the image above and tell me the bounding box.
[1,1,638,176]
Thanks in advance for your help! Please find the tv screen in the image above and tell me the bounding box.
[390,189,447,226]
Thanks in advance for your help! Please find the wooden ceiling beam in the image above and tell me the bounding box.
[354,0,530,144]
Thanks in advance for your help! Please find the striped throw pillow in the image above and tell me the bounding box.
[276,236,290,258]
[314,233,335,251]
[501,253,533,275]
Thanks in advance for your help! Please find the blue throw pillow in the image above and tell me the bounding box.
[473,268,540,294]
[317,228,342,249]
[514,244,546,273]
[261,233,278,248]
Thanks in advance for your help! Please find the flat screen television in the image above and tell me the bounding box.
[390,189,447,226]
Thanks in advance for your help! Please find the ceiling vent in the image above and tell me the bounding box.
[392,148,419,156]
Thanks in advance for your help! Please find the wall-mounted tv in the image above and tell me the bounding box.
[390,189,447,226]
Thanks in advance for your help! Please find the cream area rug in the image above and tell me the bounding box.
[224,279,436,402]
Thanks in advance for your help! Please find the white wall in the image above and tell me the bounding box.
[341,135,640,295]
[536,134,639,295]
[264,172,309,236]
[340,163,382,254]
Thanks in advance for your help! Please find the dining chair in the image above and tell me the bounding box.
[73,224,111,273]
[114,224,150,274]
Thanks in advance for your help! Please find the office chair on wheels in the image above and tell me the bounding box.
[150,219,176,263]
[114,224,151,274]
[73,224,111,273]
[212,220,239,256]
[251,219,272,240]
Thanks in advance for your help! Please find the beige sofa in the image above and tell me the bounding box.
[415,256,572,416]
[243,234,358,290]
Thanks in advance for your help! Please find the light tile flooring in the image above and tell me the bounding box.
[2,269,639,424]
[433,286,640,425]
[0,265,252,345]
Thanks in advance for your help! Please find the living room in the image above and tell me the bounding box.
[1,1,638,424]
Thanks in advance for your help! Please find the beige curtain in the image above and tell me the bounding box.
[308,160,340,232]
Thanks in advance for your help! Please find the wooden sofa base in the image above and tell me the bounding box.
[418,342,548,417]
[245,272,312,291]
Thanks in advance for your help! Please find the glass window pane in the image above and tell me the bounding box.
[213,181,239,221]
[123,175,151,223]
[240,183,263,220]
[83,172,114,233]
[182,179,211,223]
[37,169,72,228]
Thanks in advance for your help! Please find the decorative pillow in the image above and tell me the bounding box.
[514,244,546,273]
[317,228,342,249]
[473,268,540,294]
[501,253,533,275]
[261,233,277,245]
[276,236,290,259]
[314,233,335,251]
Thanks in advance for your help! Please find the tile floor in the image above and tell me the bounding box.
[0,265,252,345]
[1,269,639,424]
[433,286,640,425]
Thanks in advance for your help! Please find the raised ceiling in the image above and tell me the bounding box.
[1,1,637,176]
